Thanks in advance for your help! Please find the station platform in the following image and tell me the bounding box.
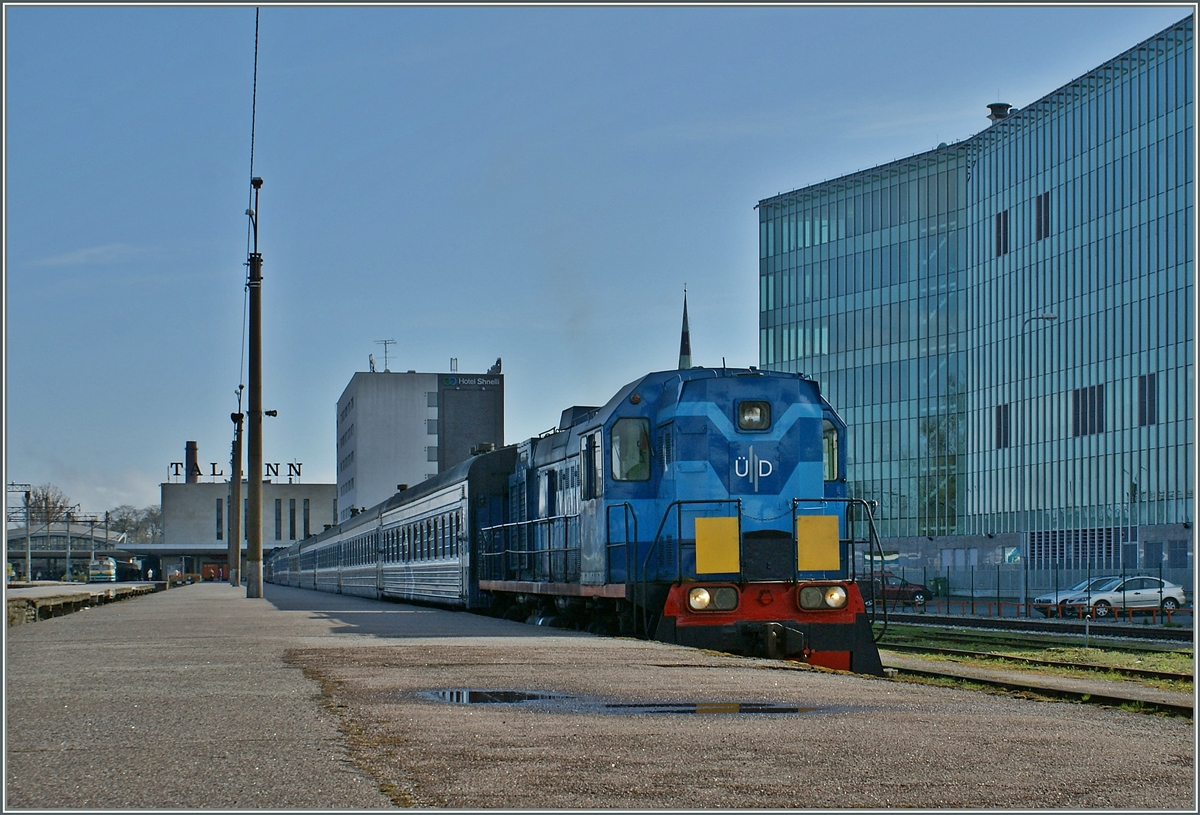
[5,581,1193,810]
[6,581,160,627]
[5,581,396,810]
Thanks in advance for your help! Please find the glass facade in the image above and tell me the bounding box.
[759,17,1193,571]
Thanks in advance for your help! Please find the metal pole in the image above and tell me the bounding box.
[230,405,244,586]
[65,511,71,581]
[90,518,96,565]
[25,491,32,581]
[246,176,264,598]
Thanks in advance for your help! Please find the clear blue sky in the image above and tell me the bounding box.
[4,3,1191,514]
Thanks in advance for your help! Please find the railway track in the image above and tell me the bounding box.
[881,643,1194,682]
[874,610,1194,642]
[877,623,1194,655]
[882,658,1193,718]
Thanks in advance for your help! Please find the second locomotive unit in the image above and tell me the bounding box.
[268,365,884,675]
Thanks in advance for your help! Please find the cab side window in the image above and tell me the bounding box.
[822,419,840,481]
[612,418,651,481]
[581,431,604,498]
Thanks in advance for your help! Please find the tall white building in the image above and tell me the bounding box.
[335,366,504,521]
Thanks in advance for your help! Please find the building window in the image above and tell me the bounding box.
[428,419,438,435]
[216,499,223,541]
[427,391,438,408]
[274,499,282,540]
[1167,540,1188,569]
[1035,192,1051,240]
[427,446,438,462]
[303,498,310,539]
[995,404,1010,449]
[995,210,1010,256]
[1137,373,1157,426]
[289,498,296,540]
[1071,384,1105,436]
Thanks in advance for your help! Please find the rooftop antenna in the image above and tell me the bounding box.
[369,353,376,373]
[375,339,396,372]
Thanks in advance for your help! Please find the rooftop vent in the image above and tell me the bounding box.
[987,102,1013,123]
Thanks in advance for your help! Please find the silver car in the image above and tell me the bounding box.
[1032,576,1119,617]
[1060,575,1188,618]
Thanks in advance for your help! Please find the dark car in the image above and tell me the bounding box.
[861,571,931,607]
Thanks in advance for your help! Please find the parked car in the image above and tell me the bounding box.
[861,571,931,607]
[1059,575,1188,618]
[1032,576,1120,617]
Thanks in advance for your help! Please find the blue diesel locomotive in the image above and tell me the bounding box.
[267,366,885,675]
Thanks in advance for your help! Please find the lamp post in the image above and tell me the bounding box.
[1019,312,1057,616]
[246,177,264,598]
[25,491,31,581]
[230,385,244,587]
[65,510,71,582]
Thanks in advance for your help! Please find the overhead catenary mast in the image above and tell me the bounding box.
[243,8,265,599]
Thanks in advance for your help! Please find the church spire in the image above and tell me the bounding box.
[678,289,692,370]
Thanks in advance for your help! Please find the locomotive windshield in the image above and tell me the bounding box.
[611,417,651,481]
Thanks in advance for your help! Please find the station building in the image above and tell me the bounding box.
[335,363,504,521]
[158,479,338,578]
[127,439,337,579]
[757,17,1193,584]
[5,523,131,581]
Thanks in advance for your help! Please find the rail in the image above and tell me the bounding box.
[479,515,580,584]
[605,502,637,587]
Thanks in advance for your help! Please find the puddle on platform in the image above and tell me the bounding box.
[420,688,817,715]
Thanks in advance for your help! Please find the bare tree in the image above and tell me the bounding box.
[141,505,162,543]
[106,504,163,543]
[28,483,73,524]
[107,505,142,539]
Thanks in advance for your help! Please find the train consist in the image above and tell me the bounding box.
[266,366,885,675]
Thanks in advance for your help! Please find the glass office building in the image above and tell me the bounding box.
[758,16,1193,575]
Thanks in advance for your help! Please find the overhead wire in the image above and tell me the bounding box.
[238,7,260,409]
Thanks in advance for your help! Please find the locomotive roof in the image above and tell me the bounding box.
[525,366,831,469]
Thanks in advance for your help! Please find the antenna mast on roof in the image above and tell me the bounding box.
[375,339,396,372]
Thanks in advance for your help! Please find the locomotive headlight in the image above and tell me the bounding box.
[798,584,848,610]
[798,586,825,609]
[823,586,848,608]
[688,587,712,611]
[737,401,771,431]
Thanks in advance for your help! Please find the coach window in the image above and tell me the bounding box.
[612,418,651,481]
[822,419,840,481]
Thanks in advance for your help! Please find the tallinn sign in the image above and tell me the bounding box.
[169,461,303,481]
